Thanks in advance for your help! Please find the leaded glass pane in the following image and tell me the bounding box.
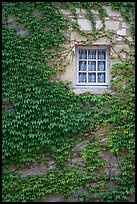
[98,61,105,71]
[79,73,87,83]
[88,61,96,71]
[79,49,87,59]
[79,61,87,71]
[97,73,105,83]
[98,50,106,59]
[88,73,96,83]
[88,50,96,59]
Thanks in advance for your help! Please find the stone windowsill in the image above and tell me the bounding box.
[73,85,111,94]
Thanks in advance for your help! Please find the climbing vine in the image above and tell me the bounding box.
[2,2,135,202]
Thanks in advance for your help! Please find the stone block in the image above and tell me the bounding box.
[74,139,90,151]
[118,17,124,22]
[103,6,121,16]
[122,22,130,29]
[127,36,134,41]
[78,13,86,18]
[96,20,103,30]
[92,10,99,15]
[60,9,71,16]
[110,58,122,67]
[78,19,92,31]
[105,21,120,31]
[70,30,87,41]
[116,36,123,41]
[92,36,111,45]
[113,44,130,53]
[80,9,87,14]
[117,29,126,36]
[119,53,127,59]
[76,8,80,14]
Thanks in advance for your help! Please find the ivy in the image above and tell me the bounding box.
[2,2,135,202]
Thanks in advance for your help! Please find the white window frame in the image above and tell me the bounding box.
[75,45,110,87]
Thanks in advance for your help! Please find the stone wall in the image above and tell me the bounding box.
[59,6,134,94]
[5,6,134,95]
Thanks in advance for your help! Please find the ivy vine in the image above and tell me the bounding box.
[2,2,135,202]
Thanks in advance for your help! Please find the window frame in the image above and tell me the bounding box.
[75,45,110,87]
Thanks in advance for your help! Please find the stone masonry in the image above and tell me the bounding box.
[59,6,134,94]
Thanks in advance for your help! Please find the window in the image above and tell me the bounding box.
[76,46,110,87]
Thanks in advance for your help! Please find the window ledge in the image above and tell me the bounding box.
[73,85,111,94]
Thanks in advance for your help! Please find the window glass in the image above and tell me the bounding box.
[79,73,87,83]
[79,61,87,71]
[97,73,105,83]
[98,50,106,59]
[77,48,108,85]
[88,61,96,71]
[79,49,87,59]
[98,61,105,71]
[88,73,96,83]
[88,50,96,59]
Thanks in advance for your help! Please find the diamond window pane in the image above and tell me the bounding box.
[79,49,87,59]
[97,73,105,83]
[88,50,96,59]
[88,61,96,71]
[79,61,87,71]
[79,73,87,83]
[98,50,106,59]
[98,61,105,71]
[88,73,96,83]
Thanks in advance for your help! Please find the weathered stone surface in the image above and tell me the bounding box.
[105,21,120,31]
[74,87,111,95]
[80,9,87,14]
[78,19,92,31]
[94,125,109,136]
[122,22,130,29]
[16,26,28,36]
[75,8,80,14]
[108,181,118,190]
[113,44,130,53]
[60,9,71,15]
[119,52,127,59]
[74,139,90,151]
[116,36,123,41]
[68,156,86,168]
[99,150,121,177]
[92,36,112,45]
[110,57,122,66]
[34,194,65,202]
[56,6,132,95]
[70,30,87,41]
[6,15,16,29]
[96,20,103,30]
[67,188,88,202]
[32,9,42,18]
[117,29,127,36]
[127,36,134,41]
[103,6,121,16]
[92,10,99,15]
[15,157,56,177]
